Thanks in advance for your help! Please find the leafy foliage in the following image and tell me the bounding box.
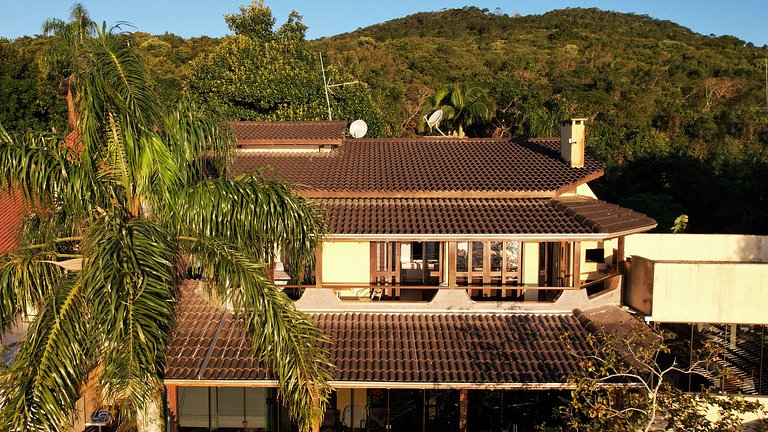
[0,6,331,431]
[186,1,384,134]
[561,324,768,431]
[424,84,495,137]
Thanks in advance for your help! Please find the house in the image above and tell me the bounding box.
[162,119,661,431]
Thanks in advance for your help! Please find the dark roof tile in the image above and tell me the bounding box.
[316,197,655,236]
[166,285,603,385]
[233,138,603,195]
[230,121,347,142]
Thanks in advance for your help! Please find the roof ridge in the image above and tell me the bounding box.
[197,309,228,380]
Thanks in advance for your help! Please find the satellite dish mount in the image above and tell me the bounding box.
[424,109,446,136]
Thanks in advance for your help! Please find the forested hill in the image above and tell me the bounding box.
[314,7,766,147]
[312,7,768,234]
[1,6,767,233]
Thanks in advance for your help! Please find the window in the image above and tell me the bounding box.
[585,248,604,263]
[454,241,521,287]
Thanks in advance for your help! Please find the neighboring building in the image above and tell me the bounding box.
[162,120,660,431]
[623,234,768,396]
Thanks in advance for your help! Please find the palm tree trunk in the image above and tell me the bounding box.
[136,388,166,432]
[66,75,77,130]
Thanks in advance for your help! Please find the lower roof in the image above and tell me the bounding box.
[165,283,620,388]
[317,196,656,239]
[0,190,27,254]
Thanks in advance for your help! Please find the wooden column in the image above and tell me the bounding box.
[448,242,457,288]
[482,242,491,297]
[166,385,179,432]
[617,236,626,264]
[315,243,323,288]
[572,241,581,288]
[459,389,468,432]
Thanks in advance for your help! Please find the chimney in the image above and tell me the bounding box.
[560,118,587,168]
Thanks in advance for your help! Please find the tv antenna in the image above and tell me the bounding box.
[320,52,359,121]
[424,109,446,136]
[349,119,368,138]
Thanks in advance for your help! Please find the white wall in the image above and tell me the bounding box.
[650,261,768,324]
[625,234,768,262]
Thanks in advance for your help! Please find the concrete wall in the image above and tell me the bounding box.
[322,241,370,284]
[625,234,768,262]
[645,260,768,324]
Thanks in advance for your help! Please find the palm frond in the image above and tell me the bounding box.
[77,25,158,159]
[0,274,90,431]
[0,248,64,333]
[40,18,66,36]
[172,176,326,277]
[82,215,177,419]
[0,126,75,207]
[186,237,332,432]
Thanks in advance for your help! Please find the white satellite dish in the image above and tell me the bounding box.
[349,119,368,138]
[424,109,446,136]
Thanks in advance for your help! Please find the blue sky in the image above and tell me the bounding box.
[2,0,767,46]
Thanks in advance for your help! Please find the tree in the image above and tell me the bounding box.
[186,2,383,134]
[425,84,494,137]
[0,10,331,432]
[561,317,767,431]
[39,2,96,130]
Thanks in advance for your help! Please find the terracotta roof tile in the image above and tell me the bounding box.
[232,138,603,196]
[317,197,656,236]
[166,284,601,385]
[0,190,27,255]
[230,121,347,142]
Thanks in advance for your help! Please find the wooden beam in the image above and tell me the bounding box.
[315,243,323,288]
[166,385,179,432]
[448,242,457,288]
[572,241,581,288]
[617,236,626,263]
[459,389,468,432]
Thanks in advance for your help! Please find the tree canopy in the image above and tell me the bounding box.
[186,1,384,134]
[0,5,331,431]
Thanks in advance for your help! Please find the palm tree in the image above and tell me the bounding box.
[39,3,96,130]
[427,84,495,138]
[0,11,331,432]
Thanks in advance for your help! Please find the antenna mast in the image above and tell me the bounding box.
[319,52,359,121]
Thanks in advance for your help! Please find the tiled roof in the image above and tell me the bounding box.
[550,196,658,235]
[166,284,599,385]
[229,121,347,142]
[232,138,603,196]
[317,197,656,236]
[0,190,27,254]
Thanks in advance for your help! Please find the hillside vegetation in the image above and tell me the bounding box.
[1,6,767,233]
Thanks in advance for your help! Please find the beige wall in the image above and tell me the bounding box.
[336,388,367,426]
[578,240,614,282]
[522,242,539,286]
[648,261,768,324]
[322,241,370,284]
[625,234,768,262]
